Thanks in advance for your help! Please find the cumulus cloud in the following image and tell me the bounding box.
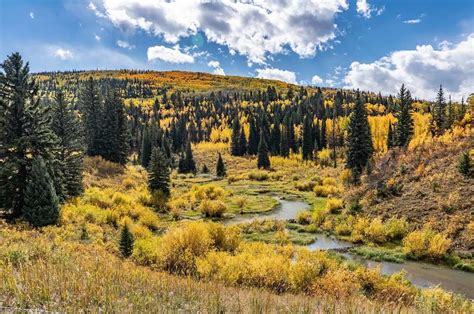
[53,48,73,60]
[403,19,421,24]
[88,2,106,18]
[116,40,135,49]
[207,60,225,75]
[356,0,383,18]
[147,45,194,63]
[29,12,34,19]
[344,35,474,100]
[311,75,323,85]
[256,68,297,84]
[100,0,348,64]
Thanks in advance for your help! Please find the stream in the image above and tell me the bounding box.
[228,196,474,299]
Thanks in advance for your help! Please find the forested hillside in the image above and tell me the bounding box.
[1,53,473,312]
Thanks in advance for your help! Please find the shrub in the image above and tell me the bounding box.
[138,211,160,231]
[150,190,168,211]
[384,217,409,241]
[351,217,370,242]
[427,233,452,259]
[313,185,340,197]
[339,169,352,186]
[190,184,227,202]
[295,181,317,191]
[322,177,337,186]
[296,211,312,225]
[207,223,240,252]
[365,218,387,244]
[121,177,136,189]
[247,170,269,181]
[198,199,228,217]
[311,209,327,226]
[325,198,343,214]
[132,237,161,266]
[233,196,247,211]
[403,228,451,259]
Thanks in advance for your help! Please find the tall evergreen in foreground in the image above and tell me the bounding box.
[119,224,134,258]
[395,84,413,148]
[178,141,196,174]
[216,153,226,177]
[346,92,373,183]
[248,117,259,155]
[148,146,170,197]
[302,113,314,160]
[280,124,290,157]
[230,116,241,156]
[239,125,247,155]
[23,157,60,227]
[0,52,60,218]
[432,85,446,135]
[257,131,270,169]
[79,77,103,156]
[51,89,84,197]
[387,122,395,150]
[102,89,129,164]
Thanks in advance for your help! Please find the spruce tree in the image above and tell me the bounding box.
[79,77,103,156]
[51,89,84,198]
[0,52,60,218]
[395,84,413,148]
[320,118,327,149]
[201,163,209,174]
[239,125,247,155]
[302,113,314,160]
[230,115,241,156]
[119,224,134,258]
[433,85,446,135]
[23,157,60,227]
[345,92,373,184]
[280,124,290,157]
[458,151,472,178]
[178,141,196,174]
[387,122,395,150]
[248,117,259,155]
[148,146,170,196]
[140,125,153,168]
[257,131,271,169]
[102,89,129,164]
[270,120,281,155]
[216,153,226,177]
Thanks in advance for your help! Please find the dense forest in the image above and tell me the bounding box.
[1,52,473,312]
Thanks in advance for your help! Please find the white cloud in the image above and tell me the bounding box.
[207,60,225,75]
[256,68,297,84]
[147,45,194,63]
[116,40,135,49]
[344,34,474,100]
[88,2,106,18]
[311,75,323,85]
[356,0,382,18]
[53,48,74,60]
[100,0,348,64]
[95,34,101,41]
[403,19,421,24]
[29,12,34,19]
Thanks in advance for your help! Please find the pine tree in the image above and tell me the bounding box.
[433,85,446,135]
[119,224,134,258]
[230,115,241,156]
[178,141,196,174]
[280,124,290,157]
[51,89,84,198]
[345,92,373,184]
[302,113,314,160]
[239,125,247,155]
[395,84,413,148]
[270,120,281,155]
[216,152,226,177]
[102,89,129,164]
[140,125,153,168]
[23,157,60,227]
[257,131,271,169]
[458,151,472,178]
[201,163,209,174]
[248,117,259,155]
[387,122,395,150]
[79,77,103,156]
[148,146,170,196]
[0,52,60,218]
[320,118,327,149]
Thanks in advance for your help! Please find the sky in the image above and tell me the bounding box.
[0,0,473,100]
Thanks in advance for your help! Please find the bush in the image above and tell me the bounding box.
[365,218,387,244]
[190,184,227,202]
[296,211,312,225]
[150,190,168,211]
[384,217,409,241]
[295,181,317,191]
[198,199,228,217]
[313,185,340,197]
[322,177,337,186]
[247,170,269,181]
[325,198,343,214]
[403,228,451,260]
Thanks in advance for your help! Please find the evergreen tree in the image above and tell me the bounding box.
[178,141,196,174]
[216,152,226,177]
[230,115,241,156]
[345,92,373,184]
[119,224,134,258]
[280,124,290,157]
[51,89,84,198]
[302,113,314,160]
[23,157,60,227]
[0,52,60,218]
[148,146,170,197]
[458,151,472,178]
[239,125,247,155]
[102,89,129,164]
[201,163,209,174]
[140,125,153,168]
[320,118,327,149]
[433,85,446,135]
[248,117,259,155]
[387,122,395,150]
[257,131,271,169]
[395,84,413,148]
[270,120,281,155]
[79,77,103,156]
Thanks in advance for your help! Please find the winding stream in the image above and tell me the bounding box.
[228,197,474,299]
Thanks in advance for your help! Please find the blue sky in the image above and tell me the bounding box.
[0,0,473,100]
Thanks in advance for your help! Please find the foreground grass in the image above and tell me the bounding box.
[1,227,423,313]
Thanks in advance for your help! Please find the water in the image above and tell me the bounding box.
[227,197,474,299]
